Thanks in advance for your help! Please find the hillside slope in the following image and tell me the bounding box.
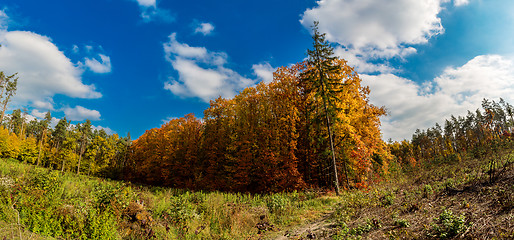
[271,150,514,239]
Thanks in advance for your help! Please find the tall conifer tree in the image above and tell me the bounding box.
[302,21,346,194]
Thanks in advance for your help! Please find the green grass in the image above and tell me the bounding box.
[0,158,337,239]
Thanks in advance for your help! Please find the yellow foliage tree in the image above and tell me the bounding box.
[0,126,20,159]
[19,136,38,164]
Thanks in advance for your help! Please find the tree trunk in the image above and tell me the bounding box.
[36,129,46,166]
[0,95,12,124]
[61,156,65,172]
[77,137,85,174]
[319,71,340,195]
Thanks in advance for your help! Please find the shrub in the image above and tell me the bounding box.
[429,209,468,239]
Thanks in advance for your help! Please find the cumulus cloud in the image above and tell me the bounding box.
[252,62,275,84]
[300,0,452,74]
[363,55,514,141]
[301,0,444,55]
[434,55,514,102]
[0,31,102,110]
[194,22,215,36]
[163,33,255,102]
[63,105,101,121]
[83,54,112,73]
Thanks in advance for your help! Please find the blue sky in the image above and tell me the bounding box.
[0,0,513,141]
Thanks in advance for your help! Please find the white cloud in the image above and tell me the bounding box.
[133,0,174,23]
[453,0,470,6]
[32,100,54,110]
[300,0,449,73]
[63,105,101,121]
[164,33,210,59]
[92,125,116,135]
[141,8,174,23]
[434,55,514,102]
[49,117,60,128]
[0,31,102,110]
[83,54,112,73]
[334,47,397,74]
[162,116,179,124]
[31,109,47,119]
[363,55,514,141]
[194,22,215,36]
[72,45,79,53]
[301,0,444,55]
[252,63,275,83]
[24,113,36,123]
[85,45,93,52]
[135,0,155,7]
[163,33,255,102]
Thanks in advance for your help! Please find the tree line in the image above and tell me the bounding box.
[0,108,132,178]
[389,98,514,169]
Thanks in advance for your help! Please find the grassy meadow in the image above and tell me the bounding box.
[0,158,338,239]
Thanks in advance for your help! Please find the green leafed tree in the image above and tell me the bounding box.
[76,119,93,174]
[51,117,71,171]
[36,111,52,166]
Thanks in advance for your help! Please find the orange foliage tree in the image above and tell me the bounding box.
[126,114,202,188]
[126,61,389,192]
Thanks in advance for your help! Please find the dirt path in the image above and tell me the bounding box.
[273,212,337,240]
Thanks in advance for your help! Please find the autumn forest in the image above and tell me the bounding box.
[0,25,513,196]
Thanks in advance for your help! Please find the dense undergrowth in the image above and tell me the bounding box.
[0,158,338,239]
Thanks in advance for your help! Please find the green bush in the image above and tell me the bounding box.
[429,209,468,239]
